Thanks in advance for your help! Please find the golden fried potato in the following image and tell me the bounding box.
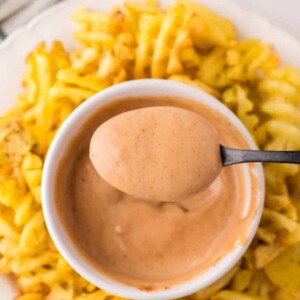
[211,290,266,300]
[265,243,300,293]
[1,1,300,299]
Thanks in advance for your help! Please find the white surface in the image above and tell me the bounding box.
[2,0,60,35]
[1,0,300,299]
[0,0,32,21]
[42,79,264,300]
[236,0,300,41]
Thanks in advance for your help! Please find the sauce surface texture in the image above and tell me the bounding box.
[57,96,259,289]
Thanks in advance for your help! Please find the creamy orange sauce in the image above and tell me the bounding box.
[57,96,259,290]
[90,106,222,201]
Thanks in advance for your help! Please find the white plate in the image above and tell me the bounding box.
[1,0,300,299]
[236,0,300,41]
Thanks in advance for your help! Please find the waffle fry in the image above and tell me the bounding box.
[1,0,300,299]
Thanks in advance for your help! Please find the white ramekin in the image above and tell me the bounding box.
[42,79,265,300]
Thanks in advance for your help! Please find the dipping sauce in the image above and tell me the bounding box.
[57,96,259,290]
[90,107,222,201]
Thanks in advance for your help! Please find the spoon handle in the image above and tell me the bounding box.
[221,145,300,166]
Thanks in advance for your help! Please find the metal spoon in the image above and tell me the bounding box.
[221,145,300,166]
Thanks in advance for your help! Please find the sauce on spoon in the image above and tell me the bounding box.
[90,106,222,201]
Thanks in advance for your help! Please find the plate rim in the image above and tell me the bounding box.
[1,0,300,298]
[1,0,300,54]
[0,0,77,51]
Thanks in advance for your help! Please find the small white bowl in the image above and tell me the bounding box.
[42,79,265,300]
